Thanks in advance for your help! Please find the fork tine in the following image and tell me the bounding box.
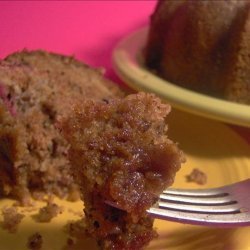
[164,179,250,197]
[147,207,250,227]
[106,179,250,226]
[159,193,233,205]
[149,179,250,227]
[164,188,225,197]
[158,201,240,214]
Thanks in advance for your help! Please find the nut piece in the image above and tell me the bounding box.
[1,206,25,233]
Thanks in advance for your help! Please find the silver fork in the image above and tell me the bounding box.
[148,178,250,227]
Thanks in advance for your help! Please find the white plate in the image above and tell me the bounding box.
[112,27,250,128]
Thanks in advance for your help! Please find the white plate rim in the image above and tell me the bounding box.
[112,27,250,128]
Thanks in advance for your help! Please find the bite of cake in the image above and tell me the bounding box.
[61,92,185,249]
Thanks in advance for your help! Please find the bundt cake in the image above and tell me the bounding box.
[145,0,250,104]
[0,50,122,204]
[61,92,185,250]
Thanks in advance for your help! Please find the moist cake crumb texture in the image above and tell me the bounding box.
[61,92,185,249]
[36,201,63,223]
[0,50,122,204]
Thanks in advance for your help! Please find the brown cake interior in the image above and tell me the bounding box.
[61,92,185,249]
[0,50,122,204]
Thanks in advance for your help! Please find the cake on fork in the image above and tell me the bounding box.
[61,92,185,249]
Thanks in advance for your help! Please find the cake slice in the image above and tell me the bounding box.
[0,50,122,204]
[61,92,185,249]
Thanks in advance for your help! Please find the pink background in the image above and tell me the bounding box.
[0,1,156,82]
[0,1,249,143]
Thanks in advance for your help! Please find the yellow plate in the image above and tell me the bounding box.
[1,109,250,249]
[112,27,250,128]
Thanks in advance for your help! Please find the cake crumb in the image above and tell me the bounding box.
[62,237,76,250]
[65,219,87,239]
[62,220,88,250]
[27,232,43,250]
[186,168,207,185]
[36,202,63,222]
[1,206,25,233]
